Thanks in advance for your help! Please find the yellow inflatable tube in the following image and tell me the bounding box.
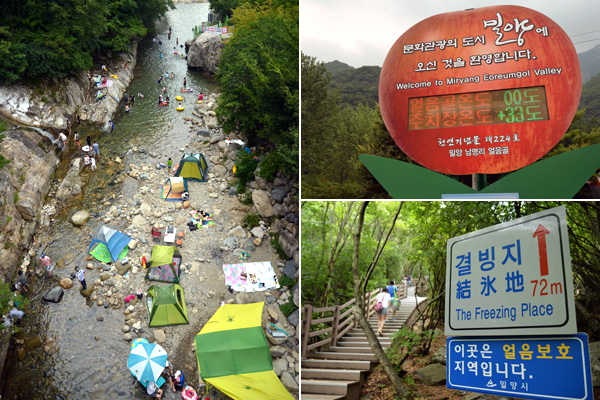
[176,106,185,111]
[176,95,184,101]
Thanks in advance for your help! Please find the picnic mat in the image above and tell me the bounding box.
[222,262,280,292]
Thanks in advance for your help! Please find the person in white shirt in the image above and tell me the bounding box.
[75,266,86,290]
[90,156,96,171]
[374,287,391,337]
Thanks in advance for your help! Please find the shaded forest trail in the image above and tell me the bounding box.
[301,286,427,400]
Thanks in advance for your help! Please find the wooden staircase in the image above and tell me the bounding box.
[301,286,425,400]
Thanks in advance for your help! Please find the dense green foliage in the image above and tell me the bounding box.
[217,1,298,177]
[579,71,600,124]
[209,0,241,19]
[234,149,260,193]
[0,281,28,337]
[328,65,381,108]
[302,201,600,340]
[0,0,173,83]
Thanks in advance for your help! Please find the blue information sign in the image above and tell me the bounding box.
[447,333,592,400]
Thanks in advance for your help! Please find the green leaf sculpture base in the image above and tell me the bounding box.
[360,143,600,199]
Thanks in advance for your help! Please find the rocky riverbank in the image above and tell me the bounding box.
[9,92,299,398]
[0,45,137,131]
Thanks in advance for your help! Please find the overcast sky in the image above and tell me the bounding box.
[301,0,600,68]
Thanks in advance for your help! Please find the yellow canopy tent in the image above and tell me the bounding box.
[194,302,293,400]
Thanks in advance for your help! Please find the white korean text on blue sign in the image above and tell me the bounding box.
[445,205,576,336]
[447,334,592,400]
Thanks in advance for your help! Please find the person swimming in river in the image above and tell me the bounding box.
[171,72,175,79]
[158,76,163,84]
[158,95,163,104]
[125,104,131,112]
[163,86,168,94]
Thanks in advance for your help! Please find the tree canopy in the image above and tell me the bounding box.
[0,0,174,83]
[216,0,298,177]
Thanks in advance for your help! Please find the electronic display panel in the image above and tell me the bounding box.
[408,86,549,130]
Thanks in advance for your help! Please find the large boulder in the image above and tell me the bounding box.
[43,287,64,303]
[71,210,90,226]
[415,363,447,385]
[187,34,224,75]
[55,158,84,202]
[271,186,288,203]
[59,278,73,290]
[278,230,298,259]
[252,190,274,218]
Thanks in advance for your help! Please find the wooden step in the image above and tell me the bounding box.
[311,351,378,362]
[328,346,374,353]
[300,395,346,400]
[301,368,364,382]
[301,359,371,371]
[301,380,361,400]
[336,341,391,348]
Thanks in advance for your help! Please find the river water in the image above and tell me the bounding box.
[1,3,220,399]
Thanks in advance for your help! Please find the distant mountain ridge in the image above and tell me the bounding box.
[325,60,381,108]
[578,43,600,84]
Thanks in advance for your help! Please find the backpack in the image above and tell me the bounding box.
[374,297,384,312]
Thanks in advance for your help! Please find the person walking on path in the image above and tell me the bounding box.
[90,155,97,171]
[386,280,400,321]
[75,266,86,290]
[92,141,100,158]
[109,120,114,132]
[86,135,92,148]
[374,287,391,337]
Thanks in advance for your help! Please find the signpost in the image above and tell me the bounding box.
[378,5,581,175]
[447,334,593,400]
[445,205,592,399]
[445,205,576,336]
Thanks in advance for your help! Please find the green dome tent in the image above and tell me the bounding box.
[174,153,208,182]
[146,245,182,283]
[147,284,189,327]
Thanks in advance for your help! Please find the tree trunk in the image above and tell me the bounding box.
[351,201,412,399]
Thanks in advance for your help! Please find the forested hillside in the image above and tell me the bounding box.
[0,0,174,83]
[579,71,600,124]
[327,64,381,108]
[215,0,299,179]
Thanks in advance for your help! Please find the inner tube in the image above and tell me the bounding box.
[197,101,203,104]
[176,106,185,111]
[176,96,184,101]
[181,386,198,400]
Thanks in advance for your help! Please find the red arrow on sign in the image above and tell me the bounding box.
[533,224,550,276]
